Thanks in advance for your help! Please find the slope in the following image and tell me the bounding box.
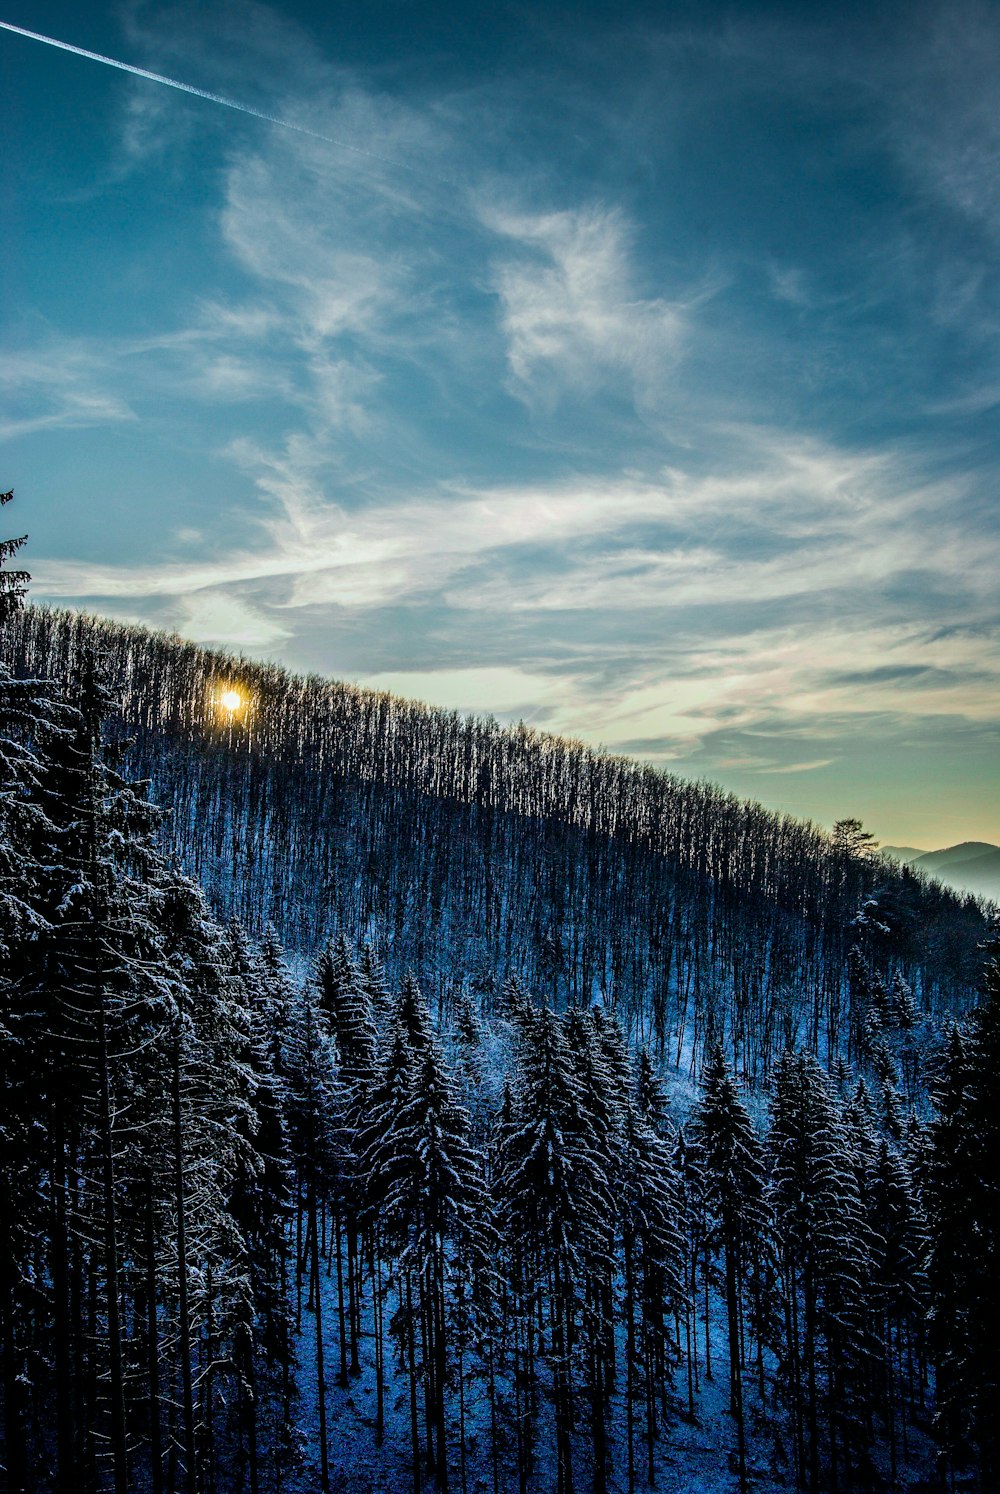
[3,605,988,1080]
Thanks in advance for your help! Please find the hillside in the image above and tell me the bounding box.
[5,585,999,1494]
[4,605,987,1074]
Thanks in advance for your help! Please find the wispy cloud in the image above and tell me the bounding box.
[743,758,835,774]
[483,203,691,406]
[884,1,1000,237]
[173,589,292,647]
[0,344,136,440]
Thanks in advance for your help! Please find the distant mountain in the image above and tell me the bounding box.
[916,841,999,871]
[883,840,1000,902]
[912,843,1000,902]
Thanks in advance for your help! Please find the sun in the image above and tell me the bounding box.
[218,689,244,714]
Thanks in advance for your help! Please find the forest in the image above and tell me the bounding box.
[2,489,999,1494]
[4,598,988,1083]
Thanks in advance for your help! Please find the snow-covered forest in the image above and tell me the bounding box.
[5,601,987,1078]
[2,490,999,1493]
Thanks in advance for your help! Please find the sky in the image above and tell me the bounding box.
[2,0,1000,849]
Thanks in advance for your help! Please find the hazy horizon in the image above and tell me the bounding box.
[3,0,999,846]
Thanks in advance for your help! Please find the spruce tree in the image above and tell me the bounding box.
[284,989,351,1494]
[375,1039,491,1493]
[618,1102,685,1491]
[927,927,1000,1487]
[0,490,63,1493]
[694,1041,768,1493]
[769,1050,875,1492]
[496,1005,611,1494]
[31,642,181,1494]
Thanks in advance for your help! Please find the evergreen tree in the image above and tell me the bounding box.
[694,1041,768,1494]
[284,989,351,1494]
[0,491,64,1494]
[31,643,181,1494]
[769,1050,875,1492]
[636,1046,670,1132]
[867,1139,928,1483]
[618,1103,685,1492]
[316,934,377,1093]
[222,921,297,1494]
[927,927,1000,1487]
[496,1005,611,1494]
[375,1039,491,1493]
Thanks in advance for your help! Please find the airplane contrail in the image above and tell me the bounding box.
[0,18,401,169]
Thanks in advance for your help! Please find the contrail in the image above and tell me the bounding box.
[0,18,401,169]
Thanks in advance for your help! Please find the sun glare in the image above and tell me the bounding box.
[218,689,244,714]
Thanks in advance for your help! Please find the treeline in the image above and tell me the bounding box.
[3,606,987,1088]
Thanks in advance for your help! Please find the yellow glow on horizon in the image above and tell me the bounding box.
[218,689,244,714]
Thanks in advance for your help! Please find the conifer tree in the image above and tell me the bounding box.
[32,641,182,1494]
[375,1038,491,1492]
[927,927,1000,1487]
[316,934,377,1092]
[0,490,62,1493]
[284,989,351,1494]
[221,921,296,1494]
[694,1041,768,1493]
[867,1138,927,1482]
[636,1046,670,1132]
[618,1103,685,1491]
[497,1005,611,1494]
[564,1006,626,1493]
[671,1123,708,1418]
[769,1050,875,1492]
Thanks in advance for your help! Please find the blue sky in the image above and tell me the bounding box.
[2,0,1000,847]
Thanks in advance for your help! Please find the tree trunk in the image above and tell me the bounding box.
[310,1183,331,1494]
[723,1225,748,1494]
[0,1201,27,1494]
[173,1039,197,1494]
[146,1180,164,1494]
[97,994,128,1494]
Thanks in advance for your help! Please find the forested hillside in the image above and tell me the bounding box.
[3,500,999,1494]
[3,605,987,1086]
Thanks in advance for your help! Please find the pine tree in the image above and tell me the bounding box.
[284,989,352,1494]
[359,941,394,1030]
[769,1050,875,1492]
[636,1046,670,1132]
[496,1005,611,1494]
[31,642,182,1494]
[377,1040,491,1493]
[618,1103,685,1492]
[222,921,296,1494]
[359,991,428,1445]
[671,1123,708,1419]
[154,874,261,1494]
[867,1138,927,1482]
[394,970,436,1055]
[316,934,377,1093]
[927,926,1000,1488]
[694,1041,768,1493]
[0,490,64,1493]
[564,1006,626,1494]
[316,934,377,1385]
